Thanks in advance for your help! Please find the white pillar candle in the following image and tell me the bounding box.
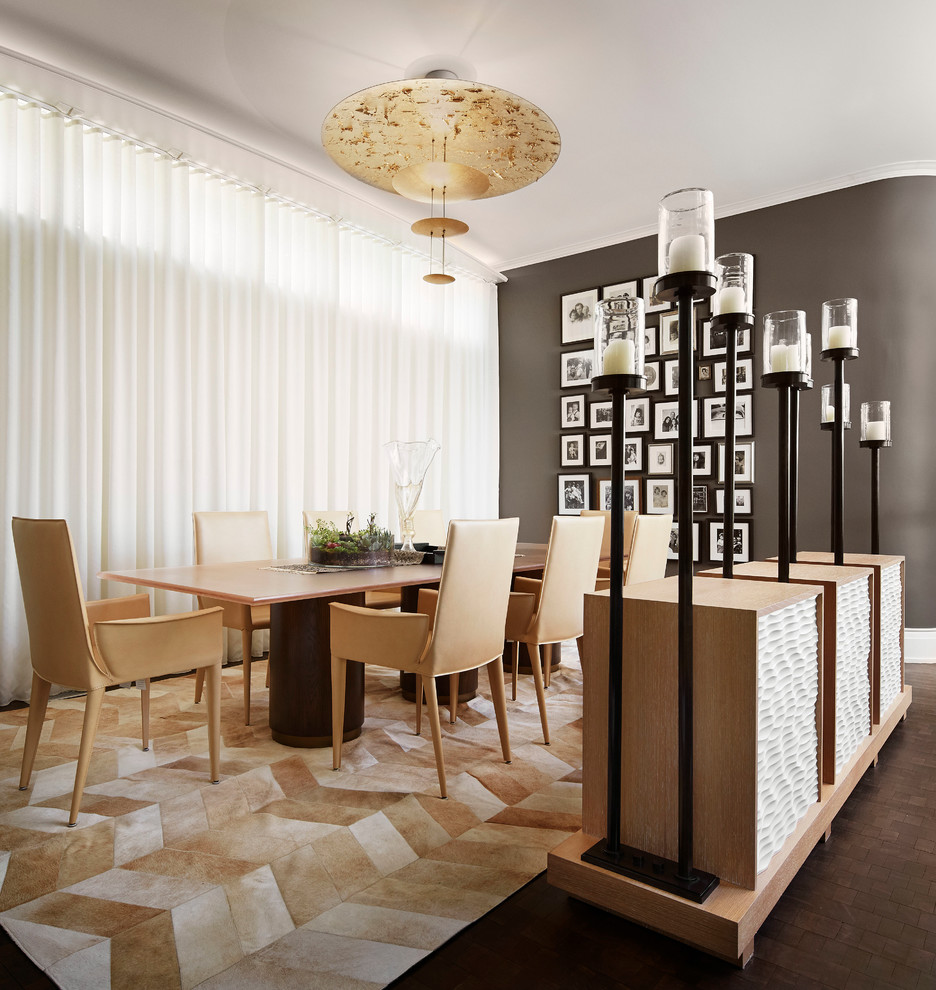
[785,343,802,371]
[770,344,788,372]
[823,404,835,423]
[668,234,706,273]
[716,285,746,315]
[827,325,852,349]
[866,420,887,441]
[602,338,636,375]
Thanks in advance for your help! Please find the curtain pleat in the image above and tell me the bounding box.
[0,97,500,702]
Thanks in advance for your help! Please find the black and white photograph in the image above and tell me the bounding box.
[659,312,680,355]
[623,438,643,470]
[668,522,699,562]
[647,442,673,475]
[561,394,586,428]
[718,441,755,483]
[598,479,639,512]
[590,433,612,467]
[709,521,750,563]
[646,478,674,514]
[559,474,590,514]
[698,364,712,382]
[561,288,599,344]
[664,359,680,396]
[702,394,753,438]
[561,348,594,387]
[701,319,752,357]
[642,273,668,313]
[602,279,639,302]
[561,434,585,467]
[692,485,708,513]
[625,395,650,432]
[692,444,712,476]
[644,360,661,392]
[654,399,697,439]
[590,400,612,429]
[715,488,753,514]
[713,357,754,393]
[644,326,658,357]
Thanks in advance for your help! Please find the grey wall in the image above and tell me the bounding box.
[498,177,936,627]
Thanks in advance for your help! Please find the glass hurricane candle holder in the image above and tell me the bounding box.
[821,297,858,352]
[594,295,645,378]
[763,310,807,375]
[713,253,753,315]
[861,400,891,444]
[658,188,714,276]
[821,382,850,428]
[804,332,813,380]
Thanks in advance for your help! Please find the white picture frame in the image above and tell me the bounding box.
[664,359,680,396]
[713,357,754,393]
[561,434,585,467]
[692,444,712,476]
[644,326,658,357]
[598,478,640,512]
[644,360,661,392]
[702,319,752,357]
[654,399,697,440]
[718,441,756,483]
[716,488,753,515]
[646,478,675,514]
[709,521,750,563]
[561,394,586,429]
[559,474,590,514]
[562,289,599,344]
[625,396,650,432]
[703,394,753,438]
[668,522,699,562]
[561,348,594,388]
[590,433,612,467]
[646,442,673,475]
[590,400,612,429]
[642,274,669,313]
[623,438,642,471]
[659,311,697,356]
[602,279,638,302]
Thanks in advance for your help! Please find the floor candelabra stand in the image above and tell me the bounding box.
[859,400,892,554]
[789,366,813,561]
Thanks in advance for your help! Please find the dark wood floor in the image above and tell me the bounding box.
[3,666,935,989]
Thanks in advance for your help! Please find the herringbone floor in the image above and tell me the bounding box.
[0,650,584,989]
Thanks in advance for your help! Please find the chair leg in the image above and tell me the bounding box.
[448,673,459,724]
[19,673,51,790]
[576,635,584,664]
[331,654,347,770]
[423,678,447,799]
[415,677,424,736]
[138,678,150,751]
[193,666,205,704]
[69,687,105,827]
[204,664,221,784]
[485,659,512,764]
[511,641,519,701]
[545,643,556,689]
[527,642,550,746]
[241,628,253,726]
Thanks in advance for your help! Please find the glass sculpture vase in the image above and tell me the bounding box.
[383,439,441,552]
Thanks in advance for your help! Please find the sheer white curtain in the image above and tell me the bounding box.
[0,96,501,702]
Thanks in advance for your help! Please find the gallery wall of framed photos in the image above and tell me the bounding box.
[557,275,756,564]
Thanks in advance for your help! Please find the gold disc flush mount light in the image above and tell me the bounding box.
[322,70,560,283]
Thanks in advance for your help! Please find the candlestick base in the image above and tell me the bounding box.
[710,312,755,331]
[591,373,646,394]
[582,838,719,903]
[653,270,717,303]
[860,438,891,448]
[761,371,809,389]
[820,347,859,362]
[821,420,851,431]
[794,377,814,392]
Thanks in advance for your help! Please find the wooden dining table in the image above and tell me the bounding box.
[101,543,548,748]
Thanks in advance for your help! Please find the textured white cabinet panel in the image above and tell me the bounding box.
[880,564,903,713]
[836,577,872,776]
[756,596,819,873]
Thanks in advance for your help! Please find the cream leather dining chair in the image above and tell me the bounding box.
[412,509,446,546]
[193,510,272,725]
[582,508,637,592]
[624,513,672,585]
[12,517,223,827]
[303,510,401,609]
[329,517,519,799]
[504,514,605,745]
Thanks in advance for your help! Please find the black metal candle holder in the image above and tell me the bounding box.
[859,437,890,554]
[581,270,718,904]
[821,347,859,565]
[789,375,813,562]
[711,312,754,578]
[762,371,809,582]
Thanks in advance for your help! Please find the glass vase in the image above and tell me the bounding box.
[383,439,441,552]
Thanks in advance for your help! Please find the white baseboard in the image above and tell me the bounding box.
[906,628,936,662]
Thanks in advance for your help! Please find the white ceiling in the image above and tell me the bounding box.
[0,0,934,274]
